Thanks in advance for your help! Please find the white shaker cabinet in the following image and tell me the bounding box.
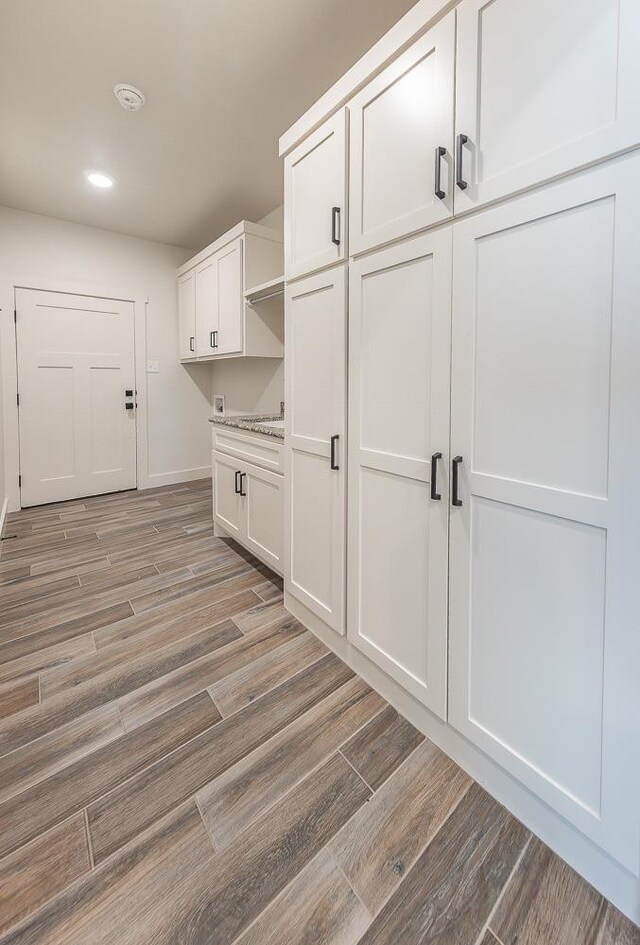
[177,221,283,363]
[177,270,196,360]
[195,256,217,357]
[212,450,244,541]
[348,230,452,717]
[349,13,455,256]
[285,266,347,633]
[448,155,640,874]
[454,0,640,212]
[243,461,284,574]
[214,237,243,356]
[212,428,284,575]
[284,111,347,280]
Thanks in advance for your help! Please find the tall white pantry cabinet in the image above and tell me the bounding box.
[281,0,640,925]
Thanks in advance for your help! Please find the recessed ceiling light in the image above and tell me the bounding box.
[114,84,146,112]
[84,171,114,189]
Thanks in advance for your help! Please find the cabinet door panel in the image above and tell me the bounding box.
[349,14,455,255]
[244,461,284,575]
[284,112,347,280]
[348,231,451,716]
[455,0,640,211]
[449,156,640,874]
[195,257,217,357]
[216,238,243,355]
[212,450,243,539]
[178,270,196,360]
[285,266,346,633]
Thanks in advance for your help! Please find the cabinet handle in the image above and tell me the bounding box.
[452,455,463,507]
[330,434,339,470]
[239,472,247,497]
[234,470,241,494]
[331,207,341,246]
[456,134,469,190]
[430,452,442,500]
[189,336,195,352]
[210,330,218,349]
[434,146,446,200]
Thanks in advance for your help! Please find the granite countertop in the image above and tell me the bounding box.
[208,414,285,440]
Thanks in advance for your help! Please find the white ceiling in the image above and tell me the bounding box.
[0,0,418,250]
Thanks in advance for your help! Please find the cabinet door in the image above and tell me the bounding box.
[195,256,218,357]
[448,156,640,874]
[284,111,347,280]
[285,266,347,633]
[349,14,455,256]
[243,461,284,575]
[212,450,243,539]
[455,0,640,212]
[178,270,196,360]
[215,238,243,356]
[348,230,451,717]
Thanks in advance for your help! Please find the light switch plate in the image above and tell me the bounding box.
[147,360,159,373]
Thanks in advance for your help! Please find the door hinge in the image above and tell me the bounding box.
[18,474,22,488]
[13,309,17,324]
[16,392,19,408]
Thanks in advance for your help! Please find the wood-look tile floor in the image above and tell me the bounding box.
[0,480,637,944]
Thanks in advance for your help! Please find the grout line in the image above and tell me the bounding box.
[83,807,95,870]
[474,834,532,945]
[327,846,374,920]
[194,792,219,854]
[114,699,128,735]
[338,748,375,794]
[485,930,507,945]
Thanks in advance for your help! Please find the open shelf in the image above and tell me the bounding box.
[244,275,284,304]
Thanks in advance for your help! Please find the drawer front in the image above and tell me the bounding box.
[212,427,284,474]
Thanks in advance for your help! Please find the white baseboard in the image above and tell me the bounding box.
[142,466,210,489]
[0,496,8,541]
[285,590,640,926]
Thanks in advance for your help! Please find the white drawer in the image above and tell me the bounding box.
[211,426,284,474]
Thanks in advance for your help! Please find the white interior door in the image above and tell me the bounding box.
[195,256,218,357]
[284,111,347,281]
[178,270,196,360]
[215,238,243,356]
[455,0,640,212]
[349,13,455,256]
[212,450,243,539]
[448,155,640,874]
[285,265,347,633]
[243,460,284,575]
[16,288,137,508]
[348,230,451,717]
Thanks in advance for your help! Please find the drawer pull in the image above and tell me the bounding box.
[456,134,468,191]
[430,452,442,500]
[452,455,463,507]
[331,207,341,246]
[434,146,446,200]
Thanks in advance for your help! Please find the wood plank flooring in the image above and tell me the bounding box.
[0,480,637,944]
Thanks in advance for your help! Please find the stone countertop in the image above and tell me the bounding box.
[208,414,284,440]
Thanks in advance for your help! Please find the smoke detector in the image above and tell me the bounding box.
[113,84,146,112]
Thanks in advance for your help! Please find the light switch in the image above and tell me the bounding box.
[147,361,159,373]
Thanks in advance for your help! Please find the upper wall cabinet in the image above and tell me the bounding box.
[178,270,196,360]
[455,0,640,212]
[284,111,347,281]
[349,14,455,256]
[177,221,283,363]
